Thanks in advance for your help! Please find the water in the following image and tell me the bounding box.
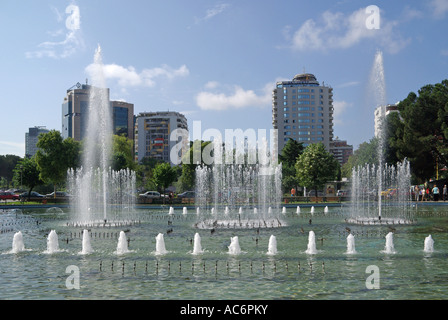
[346,233,356,254]
[80,229,93,255]
[424,235,434,253]
[11,231,25,254]
[116,231,130,255]
[45,230,60,254]
[228,236,241,255]
[67,46,136,225]
[155,233,168,255]
[305,231,317,254]
[2,206,448,299]
[267,235,278,255]
[383,232,396,254]
[192,233,203,255]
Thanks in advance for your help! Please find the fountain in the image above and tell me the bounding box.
[346,233,356,254]
[11,231,25,254]
[424,235,434,253]
[348,50,414,225]
[228,236,242,255]
[296,206,300,215]
[80,229,93,255]
[116,231,130,255]
[383,232,396,254]
[267,235,278,255]
[67,45,137,227]
[155,233,168,255]
[183,207,188,215]
[45,230,60,254]
[194,136,283,229]
[192,233,204,255]
[168,207,174,215]
[305,231,317,254]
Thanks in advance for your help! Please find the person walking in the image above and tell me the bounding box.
[432,185,440,201]
[443,185,447,201]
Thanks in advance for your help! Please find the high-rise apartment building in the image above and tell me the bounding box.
[272,73,334,152]
[374,103,399,138]
[62,83,134,141]
[25,126,50,158]
[329,138,353,166]
[135,111,188,165]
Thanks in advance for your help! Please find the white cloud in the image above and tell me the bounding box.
[0,141,25,156]
[336,81,360,88]
[196,83,273,111]
[25,4,84,59]
[85,63,189,88]
[333,100,351,125]
[204,81,220,89]
[286,7,411,54]
[194,3,230,25]
[429,0,448,19]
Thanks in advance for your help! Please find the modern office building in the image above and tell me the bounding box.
[374,103,399,138]
[25,126,50,158]
[272,73,334,152]
[62,83,134,141]
[329,138,353,166]
[135,111,188,165]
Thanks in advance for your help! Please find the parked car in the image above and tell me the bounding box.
[19,191,44,200]
[0,191,19,201]
[177,191,195,199]
[45,191,71,199]
[139,191,162,199]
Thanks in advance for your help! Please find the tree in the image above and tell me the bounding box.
[12,157,43,200]
[179,140,212,192]
[341,138,379,178]
[112,135,135,171]
[391,80,448,182]
[152,162,178,194]
[295,143,339,197]
[0,154,21,189]
[35,130,81,193]
[279,139,304,193]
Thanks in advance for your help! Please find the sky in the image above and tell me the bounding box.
[0,0,447,157]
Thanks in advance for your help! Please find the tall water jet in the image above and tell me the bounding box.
[80,229,93,255]
[46,230,60,254]
[155,233,168,255]
[296,206,300,215]
[305,231,317,254]
[424,235,434,253]
[183,207,188,215]
[228,236,241,255]
[349,50,413,225]
[68,45,136,226]
[11,231,25,253]
[383,232,396,254]
[267,235,278,255]
[346,233,356,254]
[116,231,130,255]
[192,233,203,255]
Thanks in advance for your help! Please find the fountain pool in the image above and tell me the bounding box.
[1,205,448,299]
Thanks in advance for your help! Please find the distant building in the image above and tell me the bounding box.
[272,73,334,152]
[330,138,353,166]
[135,111,188,165]
[374,103,399,138]
[62,82,134,140]
[25,126,49,158]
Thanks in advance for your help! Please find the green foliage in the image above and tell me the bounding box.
[341,137,379,178]
[112,135,135,171]
[35,130,81,186]
[0,154,21,188]
[179,140,212,192]
[279,139,304,192]
[152,162,178,193]
[295,143,339,196]
[12,157,43,197]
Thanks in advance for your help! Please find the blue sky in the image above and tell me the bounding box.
[1,0,447,157]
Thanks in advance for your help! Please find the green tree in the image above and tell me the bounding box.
[392,80,448,182]
[341,137,379,178]
[152,162,178,193]
[279,139,304,193]
[35,130,81,193]
[12,157,43,200]
[0,154,21,189]
[112,135,135,171]
[295,143,339,197]
[179,140,212,191]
